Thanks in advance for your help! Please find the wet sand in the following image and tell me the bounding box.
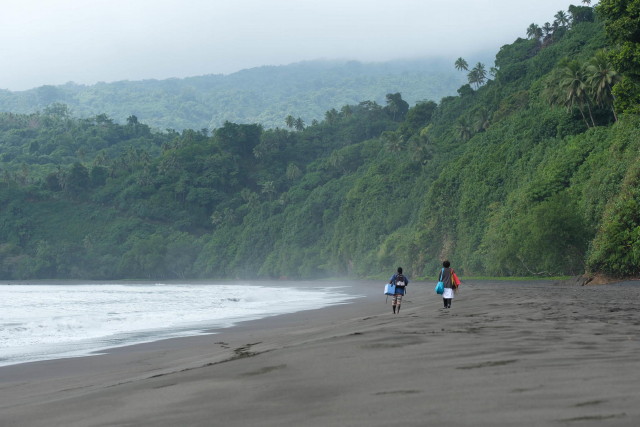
[1,279,639,426]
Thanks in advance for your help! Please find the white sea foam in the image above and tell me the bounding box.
[0,282,357,367]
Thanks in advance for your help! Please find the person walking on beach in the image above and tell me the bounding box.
[439,260,457,309]
[389,267,409,314]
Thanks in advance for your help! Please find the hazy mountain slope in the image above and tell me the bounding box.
[3,5,635,281]
[0,58,467,131]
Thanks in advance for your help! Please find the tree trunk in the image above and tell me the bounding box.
[586,101,596,127]
[577,106,591,129]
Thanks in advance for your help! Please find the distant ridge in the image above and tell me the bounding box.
[0,58,467,130]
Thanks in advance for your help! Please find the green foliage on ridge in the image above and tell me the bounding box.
[0,59,467,131]
[1,3,639,281]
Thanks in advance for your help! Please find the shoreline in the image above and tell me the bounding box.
[0,279,379,380]
[0,280,364,368]
[1,279,639,426]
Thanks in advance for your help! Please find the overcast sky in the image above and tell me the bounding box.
[1,0,583,91]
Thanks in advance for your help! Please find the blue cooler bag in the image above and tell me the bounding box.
[384,283,396,295]
[435,267,445,294]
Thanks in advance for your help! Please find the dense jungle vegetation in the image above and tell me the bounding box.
[0,58,467,131]
[1,1,639,281]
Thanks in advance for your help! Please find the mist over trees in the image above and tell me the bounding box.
[1,2,639,280]
[0,59,467,132]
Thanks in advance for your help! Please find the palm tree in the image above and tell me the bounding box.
[329,151,344,169]
[92,150,108,167]
[468,63,487,89]
[455,57,469,71]
[240,188,259,207]
[210,211,224,227]
[285,115,295,128]
[76,147,87,163]
[294,117,305,131]
[455,116,473,141]
[325,108,338,125]
[222,208,236,225]
[474,108,491,132]
[385,93,409,121]
[252,145,265,159]
[286,163,302,181]
[467,69,479,88]
[340,105,353,118]
[526,23,541,40]
[126,115,139,127]
[535,26,543,40]
[260,181,276,201]
[586,50,620,121]
[554,10,570,28]
[542,22,553,40]
[382,131,404,152]
[558,60,596,128]
[473,62,487,84]
[409,136,433,165]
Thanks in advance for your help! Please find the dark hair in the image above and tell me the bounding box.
[443,260,450,268]
[397,267,403,274]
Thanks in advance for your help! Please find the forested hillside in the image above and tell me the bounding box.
[0,58,466,131]
[1,2,639,281]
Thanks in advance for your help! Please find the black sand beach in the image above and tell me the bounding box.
[1,279,639,426]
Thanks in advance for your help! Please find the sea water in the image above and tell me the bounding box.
[0,281,357,367]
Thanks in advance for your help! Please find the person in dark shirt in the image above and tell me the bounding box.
[439,260,457,309]
[389,267,409,314]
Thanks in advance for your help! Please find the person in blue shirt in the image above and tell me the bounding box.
[389,267,409,314]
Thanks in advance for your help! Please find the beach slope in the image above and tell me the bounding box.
[1,280,639,426]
